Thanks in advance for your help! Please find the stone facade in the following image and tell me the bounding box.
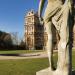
[24,10,75,50]
[73,22,75,47]
[24,10,44,50]
[24,10,60,50]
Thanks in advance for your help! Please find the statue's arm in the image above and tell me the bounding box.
[64,0,72,13]
[38,0,46,25]
[64,0,71,7]
[38,0,46,18]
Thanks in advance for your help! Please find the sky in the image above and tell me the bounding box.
[0,0,39,39]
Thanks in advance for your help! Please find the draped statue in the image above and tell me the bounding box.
[37,0,74,75]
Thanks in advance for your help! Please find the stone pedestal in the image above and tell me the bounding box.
[36,68,51,75]
[36,67,69,75]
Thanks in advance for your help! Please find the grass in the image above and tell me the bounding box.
[0,50,43,54]
[0,58,49,75]
[72,51,75,70]
[0,50,74,75]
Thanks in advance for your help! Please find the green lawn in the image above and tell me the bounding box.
[0,50,43,54]
[72,51,75,70]
[0,50,74,75]
[0,58,49,75]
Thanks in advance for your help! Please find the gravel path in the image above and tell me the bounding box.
[0,52,48,60]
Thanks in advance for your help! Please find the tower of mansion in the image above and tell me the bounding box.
[24,10,75,50]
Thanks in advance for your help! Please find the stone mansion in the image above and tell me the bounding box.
[24,10,75,50]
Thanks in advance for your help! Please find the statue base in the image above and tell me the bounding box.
[36,67,69,75]
[36,67,51,75]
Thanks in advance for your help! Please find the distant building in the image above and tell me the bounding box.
[24,10,59,50]
[24,10,44,50]
[24,10,75,50]
[73,22,75,47]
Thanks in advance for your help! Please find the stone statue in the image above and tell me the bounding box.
[36,0,74,75]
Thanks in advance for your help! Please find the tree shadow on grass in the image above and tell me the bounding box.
[0,54,20,56]
[72,70,75,75]
[0,54,40,57]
